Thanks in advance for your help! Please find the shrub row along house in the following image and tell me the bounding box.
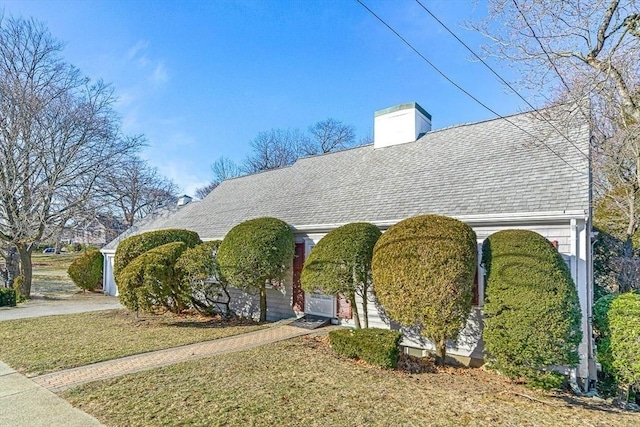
[101,102,594,387]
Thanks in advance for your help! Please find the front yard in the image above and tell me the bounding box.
[62,335,640,427]
[0,310,265,376]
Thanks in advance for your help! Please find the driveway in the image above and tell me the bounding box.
[0,293,122,321]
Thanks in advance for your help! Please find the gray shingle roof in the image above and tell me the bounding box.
[104,106,590,249]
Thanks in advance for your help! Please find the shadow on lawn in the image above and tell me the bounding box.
[169,317,262,329]
[551,393,628,414]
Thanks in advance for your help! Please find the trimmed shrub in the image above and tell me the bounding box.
[117,242,189,314]
[68,250,104,291]
[329,328,402,368]
[0,287,16,307]
[114,229,201,276]
[372,214,477,365]
[482,230,582,389]
[610,292,640,400]
[301,222,381,328]
[328,329,360,358]
[12,276,26,303]
[175,240,231,315]
[593,294,617,395]
[218,217,294,322]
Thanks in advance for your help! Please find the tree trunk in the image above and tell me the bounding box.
[360,285,369,329]
[16,244,33,298]
[5,244,20,288]
[259,283,267,322]
[350,291,361,329]
[435,338,447,366]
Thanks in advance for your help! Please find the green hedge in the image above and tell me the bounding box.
[329,328,402,368]
[301,222,381,328]
[593,294,616,378]
[117,242,189,314]
[114,229,201,276]
[0,287,16,307]
[372,214,477,365]
[218,217,294,322]
[610,292,640,395]
[175,240,229,315]
[482,229,582,389]
[68,250,104,291]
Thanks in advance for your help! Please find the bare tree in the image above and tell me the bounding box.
[99,153,178,226]
[475,0,640,290]
[194,156,242,199]
[474,0,639,123]
[299,118,356,155]
[0,16,140,297]
[243,128,303,173]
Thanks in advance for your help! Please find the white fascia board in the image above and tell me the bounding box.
[292,210,588,234]
[100,248,116,255]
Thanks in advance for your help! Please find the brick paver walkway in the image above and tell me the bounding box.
[33,324,319,393]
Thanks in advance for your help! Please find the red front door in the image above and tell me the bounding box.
[292,243,305,312]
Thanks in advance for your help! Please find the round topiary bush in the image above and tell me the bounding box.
[218,217,294,322]
[372,214,477,365]
[301,222,381,328]
[609,292,640,401]
[117,241,189,315]
[482,229,582,389]
[114,229,201,276]
[68,250,104,292]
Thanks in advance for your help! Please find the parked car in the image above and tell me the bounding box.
[42,248,55,254]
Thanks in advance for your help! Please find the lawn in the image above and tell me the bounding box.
[63,336,640,427]
[0,310,266,376]
[31,252,82,296]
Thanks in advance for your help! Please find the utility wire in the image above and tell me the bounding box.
[414,0,589,160]
[354,0,586,175]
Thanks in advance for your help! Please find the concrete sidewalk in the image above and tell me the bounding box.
[33,323,320,392]
[0,362,104,427]
[0,294,122,321]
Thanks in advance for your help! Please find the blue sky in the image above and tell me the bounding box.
[2,0,526,196]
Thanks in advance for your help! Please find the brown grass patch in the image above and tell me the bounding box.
[63,336,640,426]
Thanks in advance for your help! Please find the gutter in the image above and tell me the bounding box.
[292,210,588,233]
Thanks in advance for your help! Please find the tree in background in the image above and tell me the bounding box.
[196,118,362,196]
[0,16,141,297]
[475,0,640,291]
[218,217,294,322]
[372,214,477,366]
[481,230,582,389]
[301,222,381,329]
[99,152,179,226]
[243,128,303,173]
[299,118,356,155]
[194,157,243,199]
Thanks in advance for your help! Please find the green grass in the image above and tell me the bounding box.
[0,310,266,376]
[31,252,82,296]
[63,337,640,427]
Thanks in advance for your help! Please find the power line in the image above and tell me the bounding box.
[354,0,586,175]
[414,0,590,160]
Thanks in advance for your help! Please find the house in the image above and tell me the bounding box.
[61,214,128,247]
[101,102,594,386]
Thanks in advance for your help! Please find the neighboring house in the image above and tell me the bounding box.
[62,214,128,247]
[101,102,594,386]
